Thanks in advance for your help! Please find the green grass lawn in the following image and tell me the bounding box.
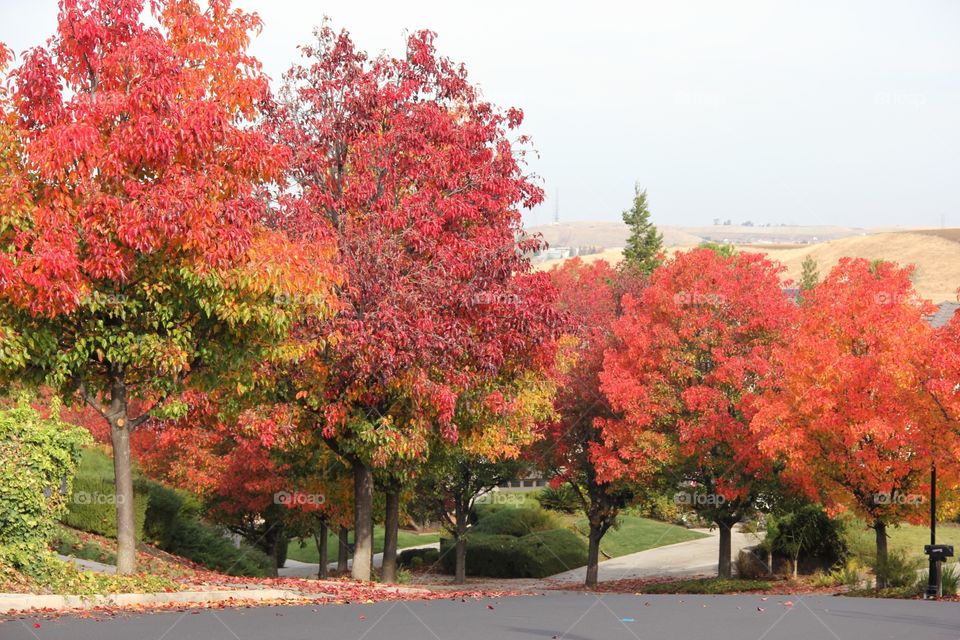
[285,528,441,564]
[845,519,960,564]
[575,515,707,558]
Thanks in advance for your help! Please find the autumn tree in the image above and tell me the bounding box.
[620,185,662,275]
[754,259,958,586]
[0,0,333,573]
[535,257,642,587]
[600,248,797,578]
[273,25,557,580]
[416,373,554,584]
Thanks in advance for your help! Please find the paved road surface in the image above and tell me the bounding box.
[549,527,760,583]
[4,592,958,639]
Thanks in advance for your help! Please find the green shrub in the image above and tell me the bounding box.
[163,518,273,577]
[537,485,580,514]
[137,479,194,546]
[0,404,90,551]
[766,505,847,572]
[439,528,587,578]
[134,477,270,576]
[472,506,559,537]
[914,562,959,596]
[874,549,921,588]
[398,547,440,569]
[61,476,148,540]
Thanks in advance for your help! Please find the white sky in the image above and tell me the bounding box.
[2,0,959,228]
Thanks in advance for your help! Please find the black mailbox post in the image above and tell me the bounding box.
[924,545,953,597]
[924,463,953,598]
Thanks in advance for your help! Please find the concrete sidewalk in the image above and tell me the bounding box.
[548,527,762,583]
[0,588,319,614]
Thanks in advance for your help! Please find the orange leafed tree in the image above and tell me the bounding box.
[600,247,797,577]
[754,258,960,586]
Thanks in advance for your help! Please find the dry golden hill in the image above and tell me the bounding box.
[536,230,960,303]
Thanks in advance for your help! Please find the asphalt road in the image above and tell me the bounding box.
[3,592,959,640]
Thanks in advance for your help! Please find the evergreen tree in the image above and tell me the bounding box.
[799,256,820,291]
[621,184,663,275]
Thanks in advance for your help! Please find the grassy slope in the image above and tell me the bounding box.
[845,520,960,564]
[578,515,707,558]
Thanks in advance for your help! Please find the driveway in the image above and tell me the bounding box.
[549,527,762,583]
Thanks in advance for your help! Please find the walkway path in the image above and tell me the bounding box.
[548,527,762,583]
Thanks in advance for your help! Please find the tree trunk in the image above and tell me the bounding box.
[381,491,400,583]
[352,463,374,581]
[109,412,137,575]
[453,500,468,584]
[875,520,888,589]
[718,520,733,578]
[337,526,350,573]
[316,520,329,579]
[585,522,604,588]
[259,520,281,577]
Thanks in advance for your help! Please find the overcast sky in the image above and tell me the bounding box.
[2,0,959,228]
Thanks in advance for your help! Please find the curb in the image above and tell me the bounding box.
[0,588,322,614]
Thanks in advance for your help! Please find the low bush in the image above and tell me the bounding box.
[874,549,921,589]
[766,505,847,574]
[915,563,959,596]
[62,476,148,541]
[439,528,587,578]
[137,479,201,547]
[397,547,440,569]
[136,478,271,577]
[163,518,273,577]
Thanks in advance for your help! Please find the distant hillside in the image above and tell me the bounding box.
[535,229,960,303]
[526,221,867,249]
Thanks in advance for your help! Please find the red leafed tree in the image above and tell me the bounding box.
[272,25,558,580]
[0,0,331,573]
[133,392,353,573]
[754,258,959,586]
[534,257,643,587]
[600,247,797,578]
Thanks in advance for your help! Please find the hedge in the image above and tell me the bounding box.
[439,528,587,578]
[397,547,441,569]
[0,403,90,575]
[471,505,559,537]
[138,479,272,577]
[62,476,148,541]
